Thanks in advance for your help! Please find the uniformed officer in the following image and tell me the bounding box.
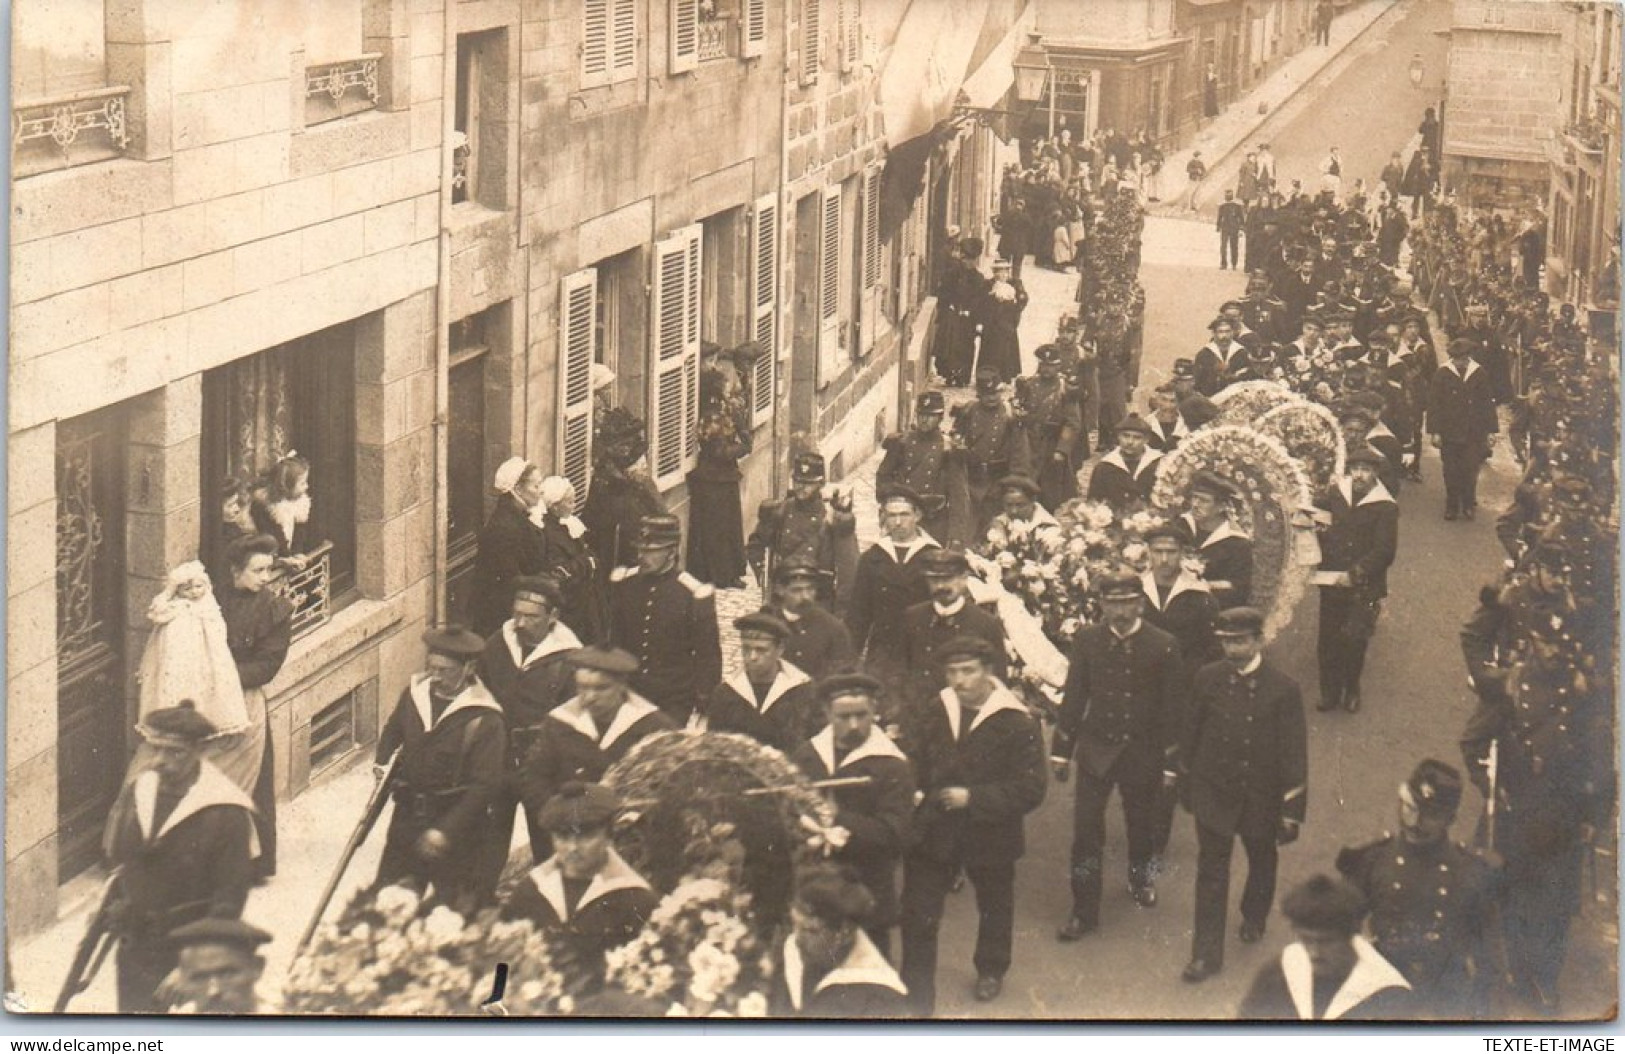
[1179,607,1308,983]
[700,611,820,752]
[900,547,1007,716]
[1310,446,1399,714]
[608,513,723,724]
[1085,412,1163,513]
[952,368,1033,535]
[845,485,939,726]
[1336,760,1498,1018]
[1180,473,1255,608]
[1012,344,1082,511]
[374,627,509,909]
[104,702,258,1012]
[766,559,857,681]
[157,917,273,1014]
[877,390,973,546]
[746,452,858,607]
[1051,571,1184,938]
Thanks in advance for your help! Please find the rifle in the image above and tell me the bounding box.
[54,868,123,1013]
[294,750,400,959]
[1484,738,1498,848]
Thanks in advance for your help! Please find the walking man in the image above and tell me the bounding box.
[1310,447,1399,714]
[608,513,723,723]
[1217,190,1245,270]
[1427,338,1499,521]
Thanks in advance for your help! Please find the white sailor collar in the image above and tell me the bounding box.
[1335,477,1395,508]
[1140,569,1210,610]
[1366,420,1396,440]
[1201,341,1243,364]
[1191,518,1250,546]
[502,620,583,671]
[876,531,940,563]
[937,680,1027,738]
[1282,934,1410,1020]
[782,929,908,1012]
[133,761,261,856]
[1150,416,1190,440]
[549,692,662,752]
[409,674,503,732]
[1442,358,1480,380]
[1099,446,1163,479]
[526,847,652,921]
[723,661,812,716]
[808,724,908,775]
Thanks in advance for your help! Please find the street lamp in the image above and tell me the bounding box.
[1012,38,1054,139]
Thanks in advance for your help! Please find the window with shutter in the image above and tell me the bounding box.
[612,0,638,78]
[801,0,821,86]
[743,0,766,57]
[839,0,859,75]
[582,0,611,87]
[817,186,843,384]
[650,226,703,490]
[859,163,882,353]
[750,193,779,426]
[558,270,598,499]
[670,0,699,74]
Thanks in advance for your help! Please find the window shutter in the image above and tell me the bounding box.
[683,228,702,467]
[860,163,881,353]
[558,269,598,499]
[743,0,767,58]
[582,0,611,88]
[840,0,859,75]
[612,0,638,78]
[670,0,698,74]
[801,0,821,86]
[817,185,843,383]
[750,192,779,427]
[650,225,702,491]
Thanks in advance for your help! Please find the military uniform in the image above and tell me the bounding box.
[1425,351,1499,519]
[746,454,859,606]
[1180,514,1254,609]
[876,425,971,547]
[952,384,1033,535]
[1085,444,1163,513]
[900,595,1007,713]
[772,597,857,681]
[845,534,938,722]
[702,662,821,754]
[1312,467,1399,712]
[1012,359,1082,511]
[608,566,722,723]
[1193,338,1246,397]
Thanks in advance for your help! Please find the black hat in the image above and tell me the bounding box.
[818,672,884,703]
[1447,338,1477,358]
[773,559,831,586]
[1213,607,1265,637]
[791,453,827,484]
[876,483,924,510]
[919,548,970,578]
[996,474,1041,499]
[1035,343,1065,365]
[975,368,1003,394]
[1208,316,1235,332]
[423,625,486,659]
[1280,874,1368,935]
[1171,358,1197,380]
[1142,520,1193,547]
[1188,471,1237,501]
[167,917,273,953]
[639,513,683,546]
[1114,413,1152,437]
[538,781,620,834]
[916,390,946,415]
[734,611,791,642]
[569,646,641,676]
[1404,759,1463,818]
[1179,394,1220,428]
[512,575,564,611]
[1220,300,1244,313]
[1096,570,1143,600]
[1345,445,1386,469]
[138,701,219,744]
[937,634,998,665]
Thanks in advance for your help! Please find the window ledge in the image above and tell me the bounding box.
[266,595,404,698]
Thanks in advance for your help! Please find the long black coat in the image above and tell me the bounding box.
[1052,622,1183,781]
[608,567,722,722]
[581,467,662,575]
[975,281,1029,383]
[1425,359,1498,444]
[774,602,857,681]
[1315,479,1399,598]
[538,514,608,645]
[1140,572,1221,674]
[470,496,549,637]
[903,686,1047,866]
[1181,658,1307,840]
[900,597,1007,711]
[216,585,292,690]
[845,539,936,711]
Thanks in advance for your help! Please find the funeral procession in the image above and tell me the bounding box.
[7,0,1620,1024]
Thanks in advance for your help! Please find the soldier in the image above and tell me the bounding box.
[1168,358,1199,404]
[700,612,819,753]
[374,627,509,909]
[608,513,723,724]
[1178,607,1308,984]
[877,390,972,546]
[1193,317,1246,397]
[1180,473,1254,608]
[1310,446,1399,714]
[746,452,858,608]
[157,918,272,1014]
[502,782,658,993]
[845,485,939,727]
[1426,338,1500,521]
[790,673,917,958]
[104,703,258,1012]
[1085,413,1163,513]
[1050,571,1184,939]
[900,548,1007,715]
[1336,760,1499,1018]
[952,369,1033,536]
[899,636,1047,1013]
[766,560,856,681]
[1012,344,1083,511]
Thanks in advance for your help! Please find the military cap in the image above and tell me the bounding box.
[1114,413,1153,437]
[638,512,683,546]
[916,390,947,415]
[1142,520,1194,547]
[1171,358,1197,380]
[734,611,791,642]
[138,701,219,744]
[168,917,273,953]
[997,474,1041,499]
[1281,875,1369,935]
[919,548,970,578]
[1447,338,1477,359]
[512,575,564,611]
[974,368,1003,394]
[937,634,998,665]
[1188,471,1238,501]
[876,483,924,510]
[791,452,827,484]
[1034,343,1065,365]
[773,559,831,585]
[1345,445,1386,469]
[1404,759,1463,818]
[1096,570,1143,600]
[423,625,486,659]
[538,781,621,834]
[1208,316,1236,332]
[1219,300,1245,313]
[818,672,884,703]
[1213,607,1266,637]
[569,646,641,676]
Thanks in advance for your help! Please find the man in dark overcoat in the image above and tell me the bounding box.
[845,486,939,726]
[701,612,820,753]
[1085,413,1163,512]
[1012,344,1083,510]
[876,391,972,546]
[899,548,1007,717]
[746,452,858,608]
[899,636,1047,1014]
[1050,572,1184,938]
[952,369,1033,536]
[1178,607,1307,984]
[767,560,856,681]
[608,513,722,724]
[1310,447,1399,714]
[1179,473,1255,608]
[1426,338,1500,521]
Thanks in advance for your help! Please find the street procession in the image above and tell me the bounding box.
[7,0,1619,1028]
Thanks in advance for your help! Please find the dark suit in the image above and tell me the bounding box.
[608,567,722,723]
[1425,359,1499,516]
[775,602,857,681]
[1313,479,1399,707]
[1051,622,1183,924]
[899,688,1046,1015]
[900,597,1007,714]
[1181,657,1307,967]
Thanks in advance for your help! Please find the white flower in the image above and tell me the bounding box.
[423,905,466,948]
[667,1002,691,1017]
[737,992,769,1017]
[1121,542,1147,565]
[1086,504,1115,529]
[375,885,421,921]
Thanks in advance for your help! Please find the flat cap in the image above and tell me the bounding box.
[168,917,273,953]
[423,625,486,659]
[1142,520,1194,547]
[538,781,620,834]
[919,548,970,577]
[512,575,564,611]
[937,634,998,665]
[734,611,791,641]
[1280,874,1369,935]
[876,483,924,510]
[818,672,884,703]
[997,474,1041,499]
[791,452,828,483]
[916,390,947,415]
[773,559,831,585]
[1095,570,1143,600]
[638,513,683,545]
[138,701,219,744]
[1171,358,1197,380]
[1404,759,1463,818]
[1345,444,1386,469]
[1035,343,1065,365]
[1208,316,1236,331]
[569,646,640,676]
[1213,607,1266,637]
[974,368,1003,394]
[1114,413,1153,437]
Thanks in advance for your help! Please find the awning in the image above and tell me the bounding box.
[876,0,1031,147]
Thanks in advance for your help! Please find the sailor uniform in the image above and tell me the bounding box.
[1180,515,1255,609]
[774,929,910,1018]
[1238,935,1414,1019]
[1085,446,1163,512]
[701,661,821,753]
[503,847,659,990]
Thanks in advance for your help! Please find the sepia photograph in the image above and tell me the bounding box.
[4,0,1620,1025]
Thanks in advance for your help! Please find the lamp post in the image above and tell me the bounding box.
[1013,37,1053,140]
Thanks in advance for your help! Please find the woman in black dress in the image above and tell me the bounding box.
[469,457,549,636]
[685,344,753,587]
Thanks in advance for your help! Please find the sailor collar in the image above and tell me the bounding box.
[723,661,812,716]
[781,929,907,1012]
[1282,935,1410,1020]
[1099,446,1163,478]
[1337,478,1396,508]
[808,724,907,775]
[1149,416,1190,440]
[409,674,503,732]
[876,531,940,563]
[502,620,583,671]
[132,761,261,856]
[549,692,662,752]
[1141,569,1209,610]
[1184,515,1250,546]
[937,680,1027,738]
[1201,341,1243,364]
[526,847,652,921]
[1442,358,1480,381]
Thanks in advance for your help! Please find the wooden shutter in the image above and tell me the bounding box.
[558,269,598,498]
[612,0,638,80]
[743,0,767,58]
[670,0,698,74]
[650,225,702,490]
[817,185,843,382]
[801,0,821,86]
[840,0,859,74]
[582,0,611,88]
[750,192,779,426]
[859,163,881,353]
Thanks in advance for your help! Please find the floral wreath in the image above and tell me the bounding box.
[1255,399,1347,495]
[1210,380,1301,426]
